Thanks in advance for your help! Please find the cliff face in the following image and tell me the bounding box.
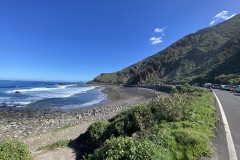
[89,14,240,85]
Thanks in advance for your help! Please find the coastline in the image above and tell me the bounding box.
[0,85,161,145]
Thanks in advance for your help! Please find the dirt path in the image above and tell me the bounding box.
[28,122,92,160]
[23,122,91,152]
[32,147,76,160]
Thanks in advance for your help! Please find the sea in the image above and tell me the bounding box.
[0,80,109,112]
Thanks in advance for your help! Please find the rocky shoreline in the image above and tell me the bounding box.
[0,85,161,141]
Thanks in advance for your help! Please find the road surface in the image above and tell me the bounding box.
[212,89,240,160]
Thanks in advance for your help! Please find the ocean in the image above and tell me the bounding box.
[0,80,109,111]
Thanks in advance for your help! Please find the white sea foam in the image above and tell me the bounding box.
[62,87,107,111]
[16,101,33,105]
[0,97,10,100]
[4,86,96,105]
[0,97,11,104]
[7,85,67,93]
[79,92,107,107]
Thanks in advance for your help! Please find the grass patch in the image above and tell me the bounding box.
[36,139,71,151]
[84,85,218,160]
[51,124,73,132]
[0,140,33,160]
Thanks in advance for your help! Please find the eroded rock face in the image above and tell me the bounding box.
[89,14,240,85]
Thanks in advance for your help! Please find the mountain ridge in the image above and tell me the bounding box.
[89,14,240,85]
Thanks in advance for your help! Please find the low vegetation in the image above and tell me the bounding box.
[157,85,178,93]
[37,139,71,151]
[214,74,240,85]
[84,85,218,160]
[51,124,74,132]
[0,140,33,160]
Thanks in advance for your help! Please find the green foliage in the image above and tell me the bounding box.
[0,140,33,160]
[88,93,192,146]
[37,139,70,151]
[145,123,211,160]
[215,74,240,85]
[157,85,178,93]
[51,124,73,132]
[87,120,110,148]
[85,86,218,160]
[151,94,193,122]
[86,137,172,160]
[144,90,217,159]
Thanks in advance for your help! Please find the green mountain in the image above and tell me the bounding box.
[89,14,240,85]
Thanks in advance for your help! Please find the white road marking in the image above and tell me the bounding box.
[213,92,238,160]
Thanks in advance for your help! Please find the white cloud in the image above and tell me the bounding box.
[149,26,167,45]
[150,37,163,44]
[154,27,166,33]
[210,11,236,26]
[210,20,216,26]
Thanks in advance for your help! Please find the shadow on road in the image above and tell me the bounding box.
[233,93,240,96]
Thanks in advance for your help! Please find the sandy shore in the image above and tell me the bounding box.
[0,85,160,142]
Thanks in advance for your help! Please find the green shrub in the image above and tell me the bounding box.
[86,136,172,160]
[87,120,110,148]
[158,85,178,93]
[105,103,152,138]
[86,94,193,149]
[0,140,33,160]
[176,83,195,93]
[150,94,192,122]
[215,74,240,85]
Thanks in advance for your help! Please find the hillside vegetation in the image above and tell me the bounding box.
[89,14,240,85]
[84,85,218,160]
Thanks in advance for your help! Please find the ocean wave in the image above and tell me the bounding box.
[80,93,107,107]
[48,86,96,98]
[0,97,10,100]
[62,87,107,111]
[6,85,67,93]
[4,86,96,106]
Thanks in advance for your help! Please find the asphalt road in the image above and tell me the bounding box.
[213,89,240,160]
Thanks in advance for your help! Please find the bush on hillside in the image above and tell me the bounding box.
[215,74,240,85]
[85,86,217,160]
[87,120,110,149]
[86,94,192,150]
[157,85,178,93]
[86,136,172,160]
[0,140,32,160]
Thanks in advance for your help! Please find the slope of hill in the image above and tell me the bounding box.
[89,14,240,85]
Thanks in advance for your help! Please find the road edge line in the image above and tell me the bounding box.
[213,91,238,160]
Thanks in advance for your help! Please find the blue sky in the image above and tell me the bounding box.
[0,0,239,82]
